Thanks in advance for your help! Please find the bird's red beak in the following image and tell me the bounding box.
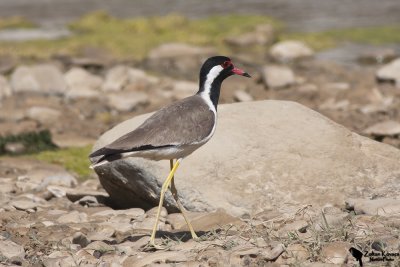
[232,67,251,78]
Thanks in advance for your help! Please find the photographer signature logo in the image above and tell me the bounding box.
[349,247,400,266]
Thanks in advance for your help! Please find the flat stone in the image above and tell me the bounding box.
[37,171,77,189]
[376,58,400,86]
[126,68,159,90]
[270,40,314,62]
[91,208,144,220]
[261,65,295,88]
[285,244,309,261]
[87,225,115,241]
[84,240,114,253]
[345,198,400,216]
[0,75,12,100]
[57,211,88,224]
[64,67,103,91]
[122,251,188,267]
[47,185,109,201]
[43,254,76,267]
[107,92,149,112]
[65,88,100,99]
[0,240,25,259]
[174,210,240,232]
[72,232,91,248]
[321,242,349,264]
[0,178,16,194]
[363,120,400,136]
[25,106,61,125]
[102,65,131,92]
[10,199,40,210]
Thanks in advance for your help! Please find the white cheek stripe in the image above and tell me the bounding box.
[199,65,223,115]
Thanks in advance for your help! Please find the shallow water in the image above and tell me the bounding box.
[0,0,399,32]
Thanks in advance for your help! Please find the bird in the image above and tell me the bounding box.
[89,56,251,247]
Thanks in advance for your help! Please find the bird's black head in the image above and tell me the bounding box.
[198,56,251,109]
[199,56,251,82]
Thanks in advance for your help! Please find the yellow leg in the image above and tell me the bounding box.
[150,158,181,247]
[169,159,198,239]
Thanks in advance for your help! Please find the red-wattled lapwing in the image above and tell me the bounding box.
[90,56,250,247]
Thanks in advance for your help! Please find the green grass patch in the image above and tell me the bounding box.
[0,11,280,60]
[31,145,93,180]
[0,16,36,30]
[282,25,400,50]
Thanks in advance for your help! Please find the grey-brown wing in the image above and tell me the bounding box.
[90,95,215,157]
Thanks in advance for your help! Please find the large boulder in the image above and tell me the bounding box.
[376,58,400,87]
[91,101,400,216]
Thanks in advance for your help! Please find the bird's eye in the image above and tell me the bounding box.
[222,61,231,68]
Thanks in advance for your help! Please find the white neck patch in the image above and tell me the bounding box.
[200,65,223,114]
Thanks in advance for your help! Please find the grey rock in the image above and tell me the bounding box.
[91,100,400,216]
[363,120,400,136]
[10,199,40,210]
[64,67,102,99]
[102,65,131,92]
[172,80,198,99]
[57,211,88,223]
[84,240,114,254]
[261,65,295,88]
[0,75,12,100]
[122,251,188,266]
[324,82,350,91]
[9,194,48,210]
[107,92,149,112]
[10,64,66,94]
[320,242,349,264]
[91,208,144,220]
[376,58,400,87]
[233,90,253,102]
[0,239,25,259]
[72,232,91,248]
[0,178,16,194]
[270,40,314,62]
[46,185,109,201]
[87,225,115,241]
[359,48,398,64]
[43,251,76,267]
[37,171,77,189]
[25,106,61,125]
[126,68,159,90]
[65,88,100,99]
[64,67,103,91]
[345,198,400,216]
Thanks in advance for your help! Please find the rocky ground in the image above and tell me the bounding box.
[1,157,400,266]
[1,22,400,266]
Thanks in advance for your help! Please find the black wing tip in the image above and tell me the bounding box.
[89,147,108,158]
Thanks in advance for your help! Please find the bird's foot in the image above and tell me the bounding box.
[190,231,199,240]
[148,239,166,250]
